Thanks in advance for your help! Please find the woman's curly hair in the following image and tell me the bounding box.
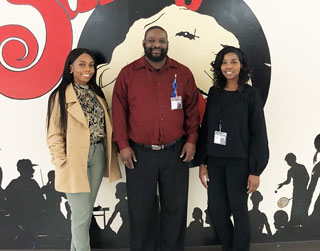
[211,46,251,91]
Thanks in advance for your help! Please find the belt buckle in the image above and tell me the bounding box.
[151,145,163,150]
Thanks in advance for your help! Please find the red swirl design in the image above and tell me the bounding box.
[0,0,72,99]
[0,25,38,69]
[175,0,202,11]
[58,0,100,19]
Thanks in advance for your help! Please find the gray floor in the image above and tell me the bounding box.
[185,240,320,250]
[4,240,320,251]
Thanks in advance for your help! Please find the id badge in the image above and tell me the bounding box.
[214,131,227,145]
[171,96,183,110]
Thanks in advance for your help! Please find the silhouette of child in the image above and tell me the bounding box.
[249,191,272,242]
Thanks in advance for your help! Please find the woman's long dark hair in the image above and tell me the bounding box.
[46,48,105,132]
[211,46,251,91]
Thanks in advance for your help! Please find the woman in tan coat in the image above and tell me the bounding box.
[46,48,121,251]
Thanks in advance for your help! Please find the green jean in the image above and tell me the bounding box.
[66,142,106,251]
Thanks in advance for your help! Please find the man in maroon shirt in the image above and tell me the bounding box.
[112,26,199,250]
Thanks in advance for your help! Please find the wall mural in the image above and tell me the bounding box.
[1,0,320,249]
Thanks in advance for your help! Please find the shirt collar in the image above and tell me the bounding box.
[74,82,89,90]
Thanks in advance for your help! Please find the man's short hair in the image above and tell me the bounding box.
[144,26,168,40]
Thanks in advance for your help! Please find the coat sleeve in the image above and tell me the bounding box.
[46,93,67,168]
[248,88,269,176]
[195,87,213,166]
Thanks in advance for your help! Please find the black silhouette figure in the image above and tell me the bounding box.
[203,208,219,245]
[277,153,309,226]
[186,207,219,246]
[0,166,8,245]
[188,207,203,228]
[186,207,204,246]
[273,210,290,241]
[308,135,320,216]
[106,182,129,247]
[273,209,307,242]
[90,182,129,248]
[4,159,45,248]
[306,134,320,235]
[248,191,272,243]
[37,170,70,247]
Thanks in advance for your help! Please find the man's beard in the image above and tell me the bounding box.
[143,43,168,62]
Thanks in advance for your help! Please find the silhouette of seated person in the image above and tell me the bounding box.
[41,170,69,239]
[277,153,309,227]
[187,207,219,246]
[5,159,45,247]
[0,166,23,248]
[186,207,204,246]
[273,210,290,241]
[248,191,272,242]
[106,182,129,247]
[273,209,304,242]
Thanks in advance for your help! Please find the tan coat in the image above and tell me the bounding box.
[47,84,121,193]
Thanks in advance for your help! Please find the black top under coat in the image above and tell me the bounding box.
[197,84,269,176]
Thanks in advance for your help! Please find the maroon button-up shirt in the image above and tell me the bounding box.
[112,56,199,150]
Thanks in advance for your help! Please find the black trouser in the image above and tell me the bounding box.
[207,157,250,251]
[126,139,189,251]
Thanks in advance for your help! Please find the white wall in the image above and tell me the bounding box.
[1,0,320,235]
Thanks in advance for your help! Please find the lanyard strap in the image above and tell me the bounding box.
[218,91,231,130]
[171,74,178,97]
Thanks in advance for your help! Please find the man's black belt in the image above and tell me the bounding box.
[134,137,182,150]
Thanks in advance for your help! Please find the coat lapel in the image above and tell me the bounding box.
[65,84,88,128]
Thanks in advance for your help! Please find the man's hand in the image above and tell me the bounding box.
[247,175,260,193]
[199,164,209,189]
[180,142,195,162]
[120,147,137,169]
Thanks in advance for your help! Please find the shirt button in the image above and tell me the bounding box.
[160,118,163,121]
